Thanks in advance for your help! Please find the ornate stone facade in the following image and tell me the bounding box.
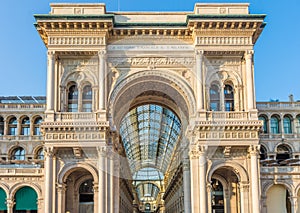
[0,2,296,213]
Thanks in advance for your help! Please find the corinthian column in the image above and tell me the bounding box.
[196,50,204,111]
[44,147,54,213]
[199,146,207,213]
[46,51,56,112]
[183,155,191,213]
[98,50,106,110]
[98,147,106,213]
[245,50,255,110]
[249,145,260,213]
[189,145,200,213]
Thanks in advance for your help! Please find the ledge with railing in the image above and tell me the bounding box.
[53,112,96,121]
[259,133,300,139]
[0,135,43,141]
[0,103,45,111]
[256,102,300,110]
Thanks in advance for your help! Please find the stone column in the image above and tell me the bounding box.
[199,146,207,213]
[245,50,255,111]
[98,50,106,110]
[183,156,191,213]
[44,147,54,213]
[98,147,106,213]
[107,151,114,213]
[93,183,99,212]
[189,146,200,213]
[249,145,260,213]
[57,183,66,213]
[239,183,249,213]
[46,51,56,112]
[196,50,204,111]
[6,199,14,213]
[206,183,212,213]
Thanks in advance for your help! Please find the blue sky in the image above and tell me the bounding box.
[0,0,299,101]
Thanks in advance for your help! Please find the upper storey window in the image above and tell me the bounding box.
[259,115,268,133]
[68,85,78,112]
[8,117,17,135]
[12,147,25,161]
[296,115,300,134]
[270,116,280,134]
[0,117,3,136]
[21,117,30,135]
[224,85,234,111]
[82,85,92,112]
[34,117,43,135]
[283,116,292,134]
[210,85,220,111]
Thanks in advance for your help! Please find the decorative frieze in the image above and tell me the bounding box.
[49,36,105,46]
[45,132,106,141]
[108,57,195,68]
[197,36,252,45]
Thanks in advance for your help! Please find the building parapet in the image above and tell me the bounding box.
[257,101,300,110]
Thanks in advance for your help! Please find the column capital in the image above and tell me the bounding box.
[244,50,254,58]
[56,183,67,193]
[47,50,56,58]
[189,145,207,159]
[6,198,15,208]
[195,49,204,55]
[97,146,107,157]
[239,183,250,192]
[98,49,107,57]
[248,145,260,155]
[44,146,54,158]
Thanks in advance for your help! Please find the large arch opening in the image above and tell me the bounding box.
[266,184,291,213]
[119,103,182,212]
[13,186,37,213]
[64,168,95,213]
[0,188,7,213]
[210,166,242,213]
[109,69,195,212]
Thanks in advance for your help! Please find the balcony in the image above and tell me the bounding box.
[54,112,96,121]
[206,111,250,121]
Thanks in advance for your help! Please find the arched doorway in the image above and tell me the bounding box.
[13,186,37,213]
[64,168,95,213]
[0,188,7,213]
[210,167,242,213]
[266,184,291,213]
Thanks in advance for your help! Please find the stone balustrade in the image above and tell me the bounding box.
[257,102,300,110]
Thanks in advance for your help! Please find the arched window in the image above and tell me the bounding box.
[270,116,280,134]
[82,85,92,112]
[210,84,220,111]
[11,147,25,160]
[8,117,17,135]
[259,115,268,133]
[296,115,300,134]
[21,117,30,135]
[36,148,44,160]
[0,116,3,136]
[283,116,292,134]
[260,145,268,160]
[224,84,234,111]
[33,117,42,135]
[68,84,78,112]
[14,186,37,212]
[276,145,291,165]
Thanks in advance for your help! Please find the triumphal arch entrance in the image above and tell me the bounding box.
[35,2,265,212]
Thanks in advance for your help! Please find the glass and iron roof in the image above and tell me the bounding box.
[120,104,181,174]
[136,183,160,202]
[0,96,46,104]
[120,104,181,202]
